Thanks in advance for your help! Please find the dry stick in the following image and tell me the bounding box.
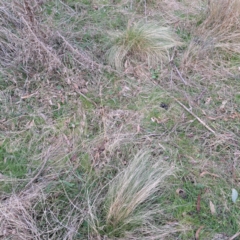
[14,12,99,113]
[229,232,240,240]
[175,98,217,136]
[21,19,98,107]
[59,0,76,13]
[22,17,114,109]
[56,34,99,107]
[144,0,147,19]
[20,16,62,66]
[174,65,189,85]
[168,49,188,86]
[57,31,120,75]
[57,33,118,107]
[157,85,217,136]
[78,90,98,107]
[167,62,217,135]
[57,32,99,69]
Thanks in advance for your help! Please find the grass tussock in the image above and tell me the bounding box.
[108,21,182,71]
[106,151,173,227]
[88,151,182,238]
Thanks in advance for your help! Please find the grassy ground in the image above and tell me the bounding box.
[0,0,240,239]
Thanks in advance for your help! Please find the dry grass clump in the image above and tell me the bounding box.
[108,21,182,71]
[87,108,144,168]
[0,0,60,78]
[105,151,172,228]
[0,0,98,91]
[87,151,185,238]
[181,0,240,75]
[196,0,240,54]
[0,134,88,240]
[0,179,86,240]
[202,0,240,54]
[0,185,44,240]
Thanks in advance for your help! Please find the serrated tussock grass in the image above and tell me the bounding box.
[87,151,185,238]
[108,21,182,71]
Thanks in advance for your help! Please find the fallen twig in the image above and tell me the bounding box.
[195,226,204,240]
[196,194,201,213]
[229,232,240,240]
[175,98,217,136]
[156,85,217,136]
[200,171,219,178]
[174,65,189,85]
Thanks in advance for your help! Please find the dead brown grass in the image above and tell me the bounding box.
[1,0,239,239]
[181,0,240,77]
[156,0,205,29]
[0,184,45,240]
[0,0,99,96]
